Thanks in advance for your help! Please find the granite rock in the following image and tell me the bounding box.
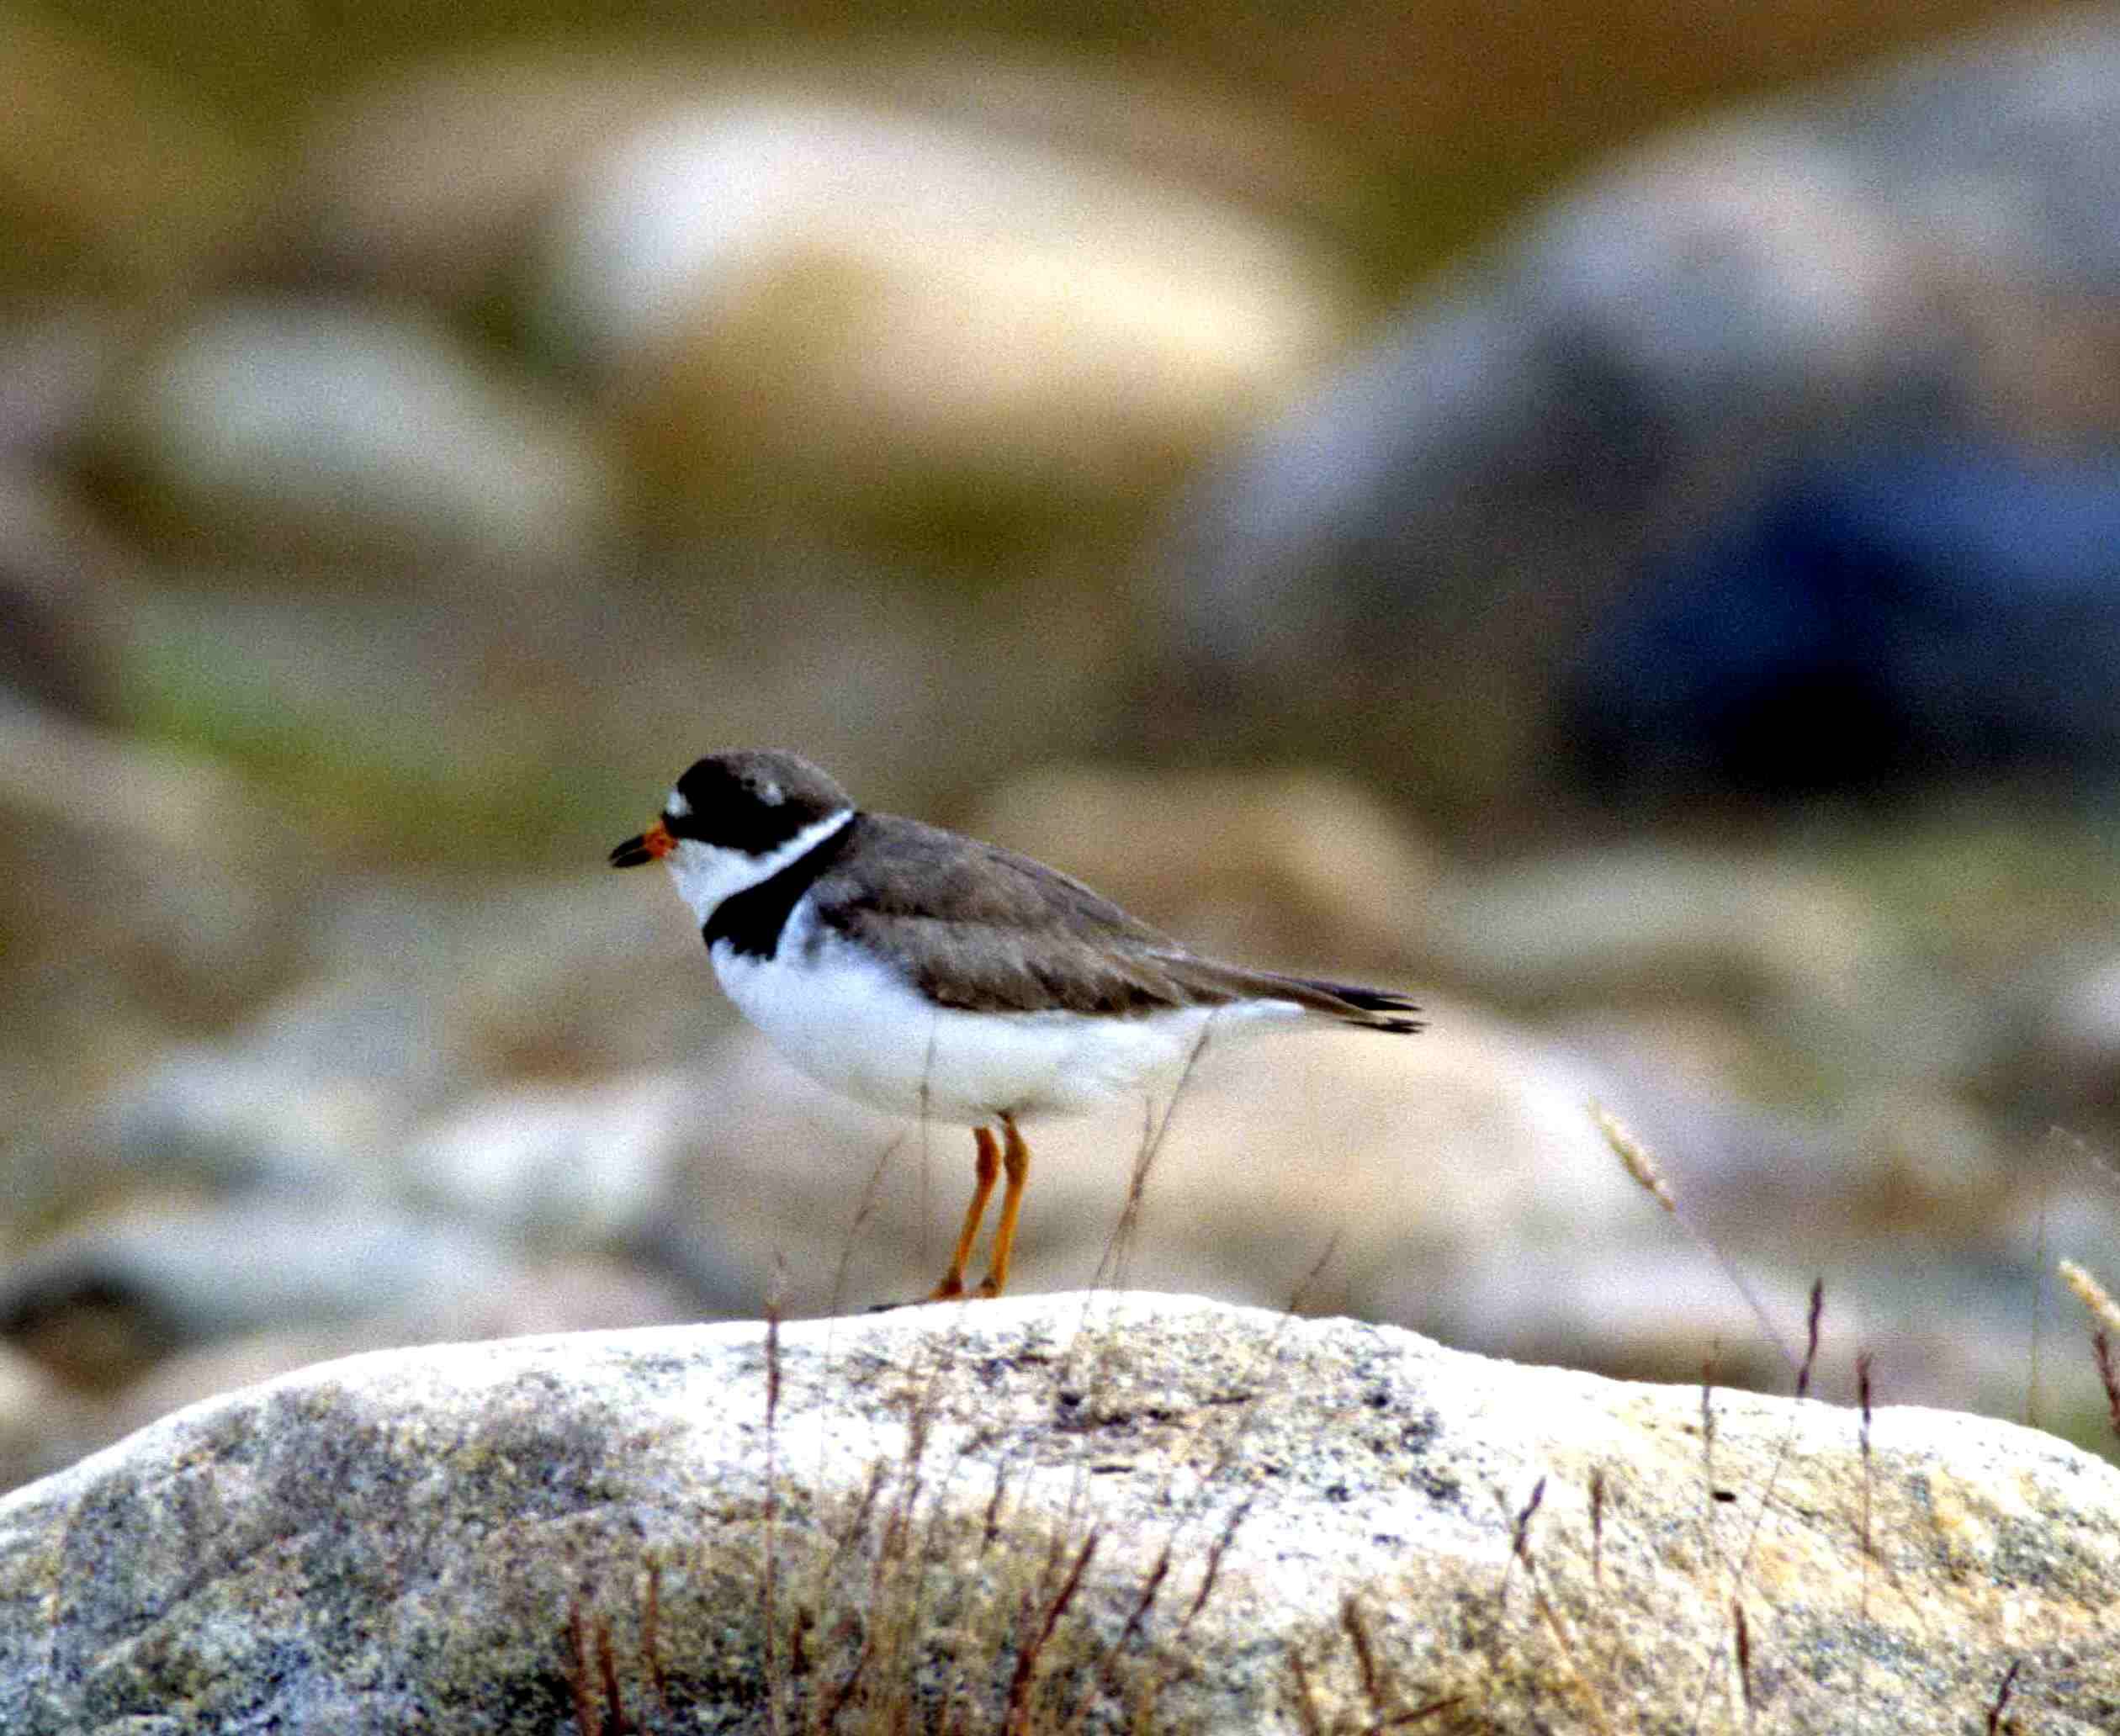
[0,1294,2112,1733]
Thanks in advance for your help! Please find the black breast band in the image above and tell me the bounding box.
[703,814,861,960]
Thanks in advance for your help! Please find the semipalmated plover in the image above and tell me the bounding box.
[611,749,1421,1299]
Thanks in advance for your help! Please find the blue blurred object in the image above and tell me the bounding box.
[1563,440,2120,797]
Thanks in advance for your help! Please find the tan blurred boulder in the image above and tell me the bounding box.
[100,1251,707,1441]
[539,86,1354,528]
[0,1201,515,1392]
[274,47,1359,532]
[0,1252,714,1495]
[653,997,1626,1321]
[1424,842,1889,1012]
[971,762,1436,968]
[0,1345,93,1497]
[283,55,704,301]
[400,1072,706,1250]
[0,710,306,1204]
[101,299,616,565]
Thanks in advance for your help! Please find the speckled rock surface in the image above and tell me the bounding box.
[0,1294,2112,1733]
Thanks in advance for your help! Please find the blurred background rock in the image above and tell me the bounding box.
[4,0,2120,1486]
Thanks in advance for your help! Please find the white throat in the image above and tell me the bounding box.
[662,807,855,927]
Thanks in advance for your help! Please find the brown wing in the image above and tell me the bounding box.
[808,816,1421,1029]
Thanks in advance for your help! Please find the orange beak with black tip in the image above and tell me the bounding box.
[608,817,675,870]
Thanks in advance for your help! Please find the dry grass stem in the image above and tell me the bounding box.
[594,1618,623,1732]
[825,1135,904,1323]
[979,1460,1010,1558]
[641,1559,669,1715]
[1285,1647,1327,1736]
[1286,1231,1345,1316]
[814,1614,875,1732]
[1508,1476,1546,1574]
[1591,1102,1799,1374]
[2057,1260,2120,1439]
[1732,1599,1754,1723]
[1699,1362,1719,1501]
[1088,1021,1216,1298]
[1593,1100,1677,1211]
[1498,1479,1614,1736]
[1096,1544,1171,1693]
[1794,1279,1824,1402]
[1986,1657,2022,1733]
[999,1531,1100,1736]
[564,1600,601,1736]
[1486,1474,1614,1730]
[2094,1333,2120,1437]
[2059,1258,2120,1336]
[1688,1303,1837,1736]
[1856,1350,1875,1617]
[1342,1594,1385,1712]
[1183,1497,1250,1632]
[763,1294,787,1736]
[1389,1698,1465,1728]
[2027,1180,2052,1427]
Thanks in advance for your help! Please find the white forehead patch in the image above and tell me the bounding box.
[757,780,784,806]
[665,787,690,818]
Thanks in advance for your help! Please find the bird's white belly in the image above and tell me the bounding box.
[710,923,1296,1125]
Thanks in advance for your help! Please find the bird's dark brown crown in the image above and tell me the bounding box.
[664,750,855,856]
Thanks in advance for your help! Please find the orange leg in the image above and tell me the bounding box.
[973,1114,1031,1299]
[929,1125,1001,1301]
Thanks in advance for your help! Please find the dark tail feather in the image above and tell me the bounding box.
[1295,977,1423,1035]
[1156,952,1425,1033]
